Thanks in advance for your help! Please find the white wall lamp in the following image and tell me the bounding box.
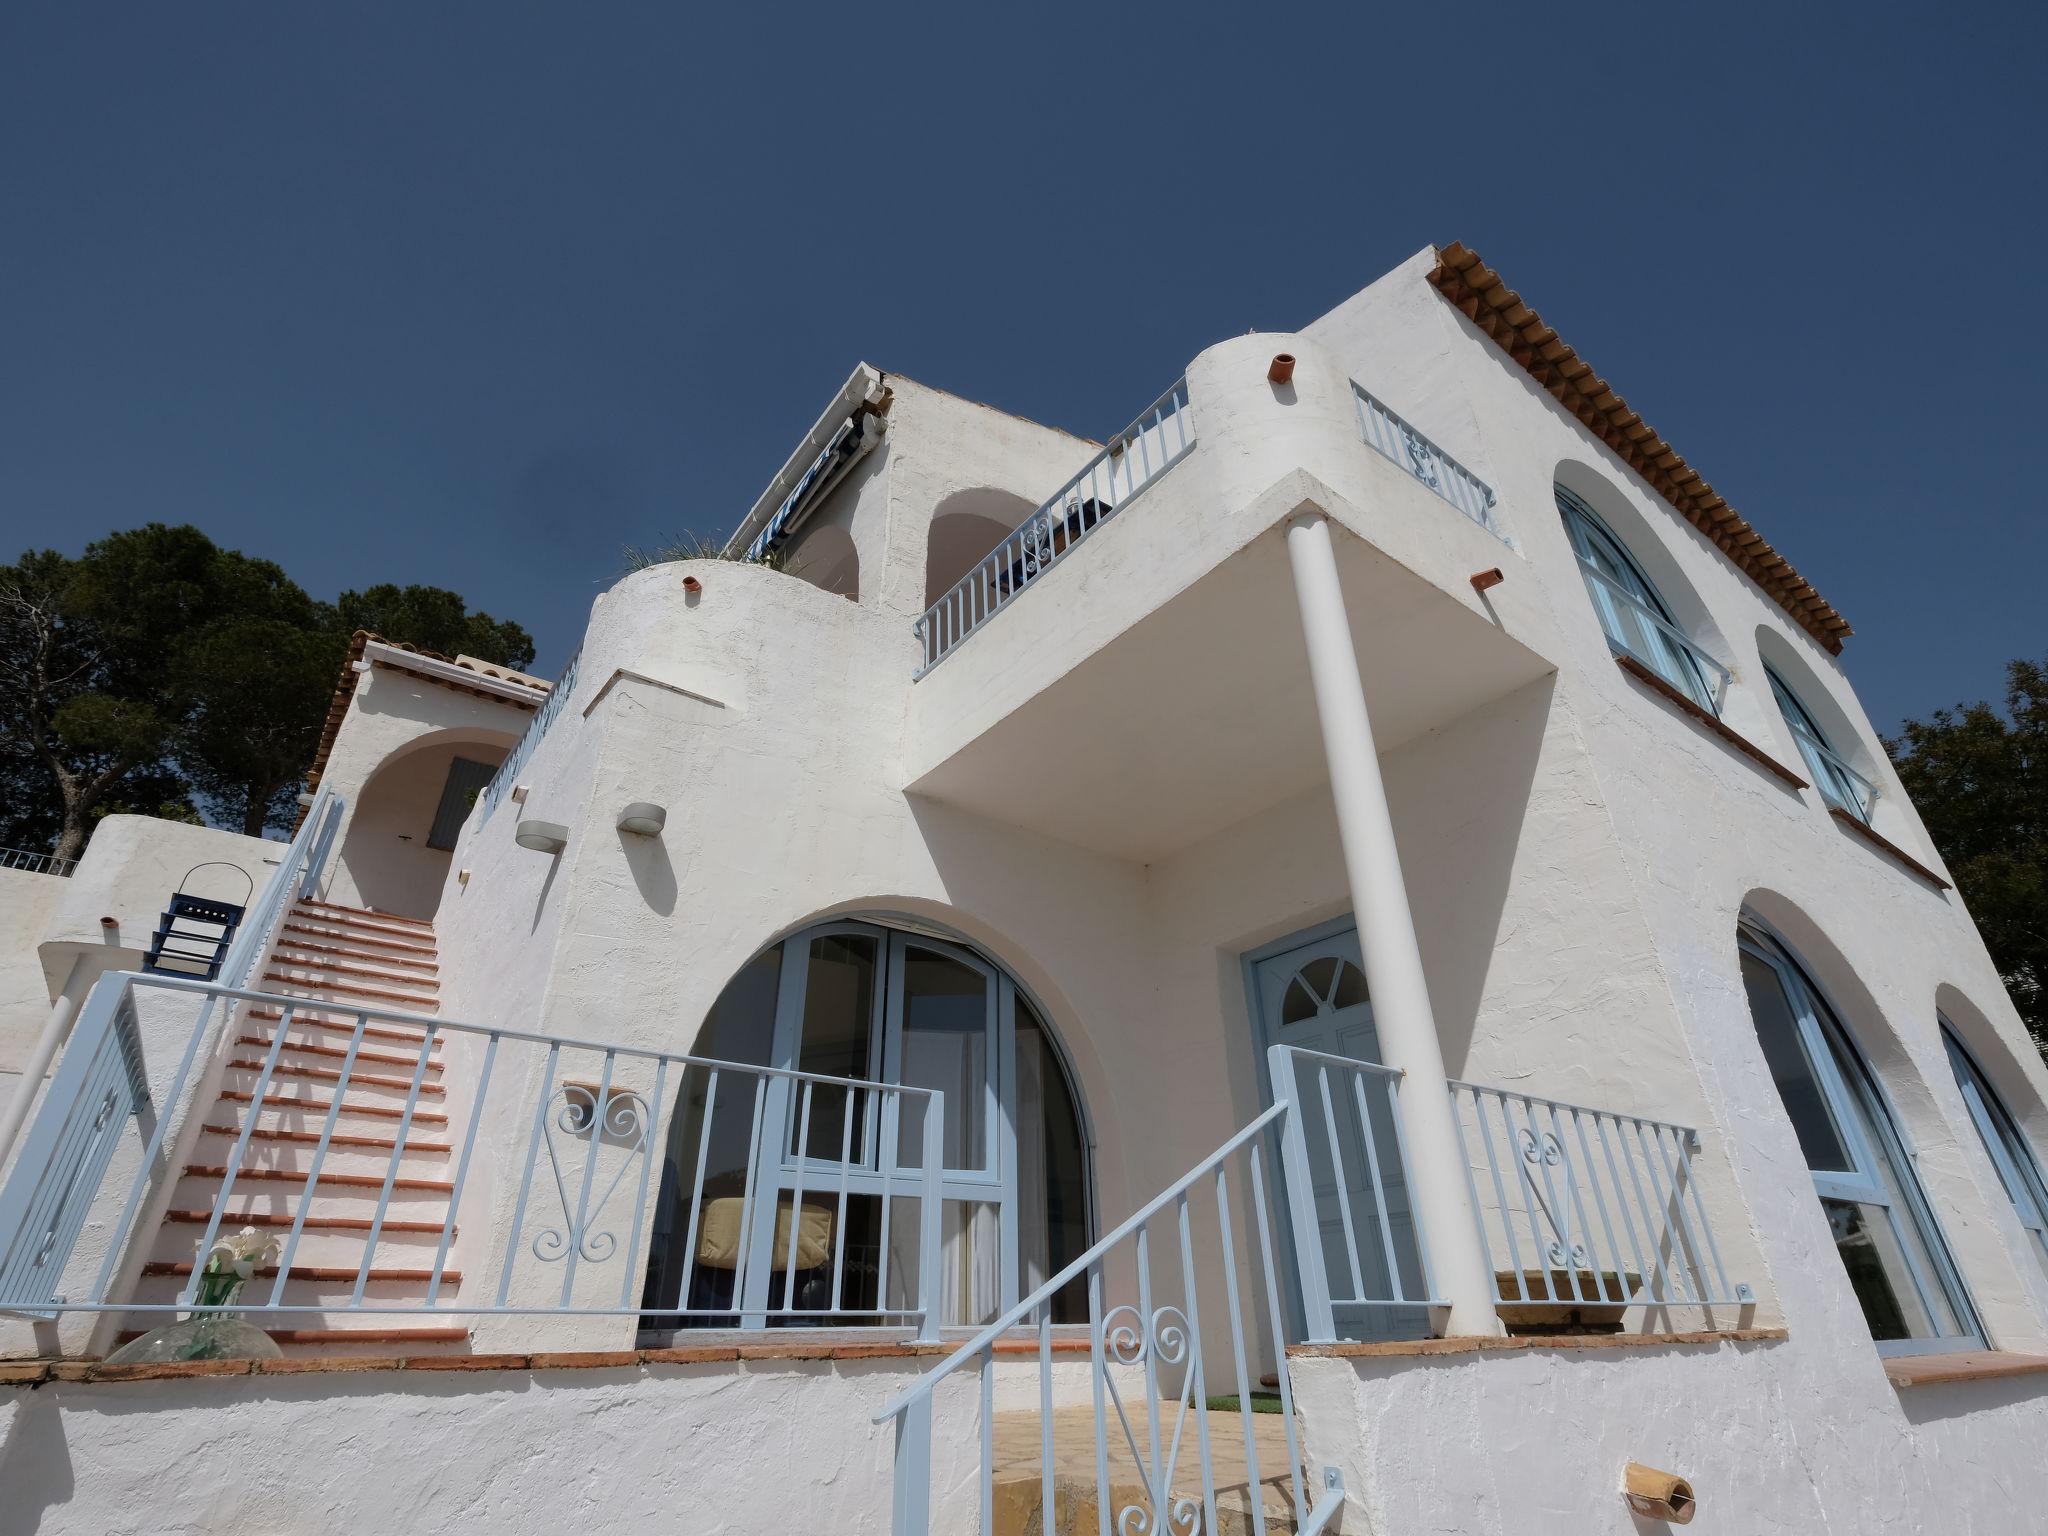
[616,802,667,836]
[515,819,569,854]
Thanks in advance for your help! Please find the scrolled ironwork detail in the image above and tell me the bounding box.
[529,1081,652,1268]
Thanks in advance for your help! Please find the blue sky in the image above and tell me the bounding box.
[2,3,2041,731]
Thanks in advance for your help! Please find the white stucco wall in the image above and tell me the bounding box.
[0,870,67,1094]
[313,662,528,920]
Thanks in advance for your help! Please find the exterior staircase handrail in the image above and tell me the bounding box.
[871,1100,1289,1428]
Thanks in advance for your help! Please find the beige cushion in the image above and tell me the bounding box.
[695,1197,835,1271]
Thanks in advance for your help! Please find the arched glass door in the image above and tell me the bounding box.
[640,920,1089,1331]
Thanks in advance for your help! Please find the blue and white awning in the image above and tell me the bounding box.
[745,417,863,562]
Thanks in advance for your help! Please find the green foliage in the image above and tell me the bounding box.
[334,584,535,670]
[0,524,538,854]
[1888,656,2048,1047]
[621,531,782,573]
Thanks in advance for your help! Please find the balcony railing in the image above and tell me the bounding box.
[0,970,947,1334]
[1792,733,1879,822]
[1578,560,1734,716]
[1353,383,1502,538]
[876,1046,1748,1533]
[478,646,582,821]
[1450,1080,1750,1311]
[0,847,76,878]
[913,381,1194,677]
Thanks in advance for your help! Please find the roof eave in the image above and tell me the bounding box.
[1429,241,1852,655]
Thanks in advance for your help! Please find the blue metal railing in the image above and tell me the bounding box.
[478,648,583,821]
[1352,384,1502,538]
[1789,730,1879,822]
[1449,1080,1750,1311]
[913,381,1195,677]
[874,1044,1411,1535]
[0,847,76,878]
[1579,560,1734,716]
[0,789,344,1318]
[0,969,948,1333]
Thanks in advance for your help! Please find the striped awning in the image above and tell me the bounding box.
[745,417,861,562]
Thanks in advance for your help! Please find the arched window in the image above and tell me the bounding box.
[1557,485,1726,715]
[1738,925,1980,1352]
[1942,1021,2048,1275]
[639,919,1091,1333]
[1764,663,1876,822]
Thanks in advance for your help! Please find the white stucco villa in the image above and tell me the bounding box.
[2,242,2045,1534]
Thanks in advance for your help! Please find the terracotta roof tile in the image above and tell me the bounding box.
[296,631,546,825]
[1430,242,1851,654]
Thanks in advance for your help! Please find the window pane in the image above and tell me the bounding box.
[1018,1003,1089,1323]
[1822,1199,1932,1341]
[881,1197,1001,1327]
[792,934,878,1159]
[1742,933,1976,1347]
[1945,1030,2048,1275]
[896,945,991,1171]
[1740,952,1855,1173]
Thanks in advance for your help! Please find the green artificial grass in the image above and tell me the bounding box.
[1202,1392,1285,1414]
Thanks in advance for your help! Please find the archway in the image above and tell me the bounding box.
[925,488,1036,611]
[639,915,1092,1332]
[330,728,517,920]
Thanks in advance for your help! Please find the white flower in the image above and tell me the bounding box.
[199,1224,282,1279]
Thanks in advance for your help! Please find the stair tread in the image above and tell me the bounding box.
[184,1164,455,1194]
[236,1033,442,1071]
[142,1261,463,1284]
[262,973,440,1006]
[164,1209,454,1234]
[201,1122,452,1153]
[279,920,438,957]
[244,1009,438,1045]
[272,937,438,971]
[267,953,442,985]
[218,1090,450,1125]
[229,1058,447,1095]
[292,898,435,931]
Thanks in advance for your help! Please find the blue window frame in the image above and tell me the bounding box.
[639,919,1092,1333]
[1557,485,1730,715]
[1765,664,1878,822]
[1943,1022,2048,1277]
[1738,925,1981,1355]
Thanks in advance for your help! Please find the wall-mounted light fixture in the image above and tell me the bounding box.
[514,819,569,854]
[616,802,667,836]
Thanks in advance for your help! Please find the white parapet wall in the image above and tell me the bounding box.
[0,870,68,1101]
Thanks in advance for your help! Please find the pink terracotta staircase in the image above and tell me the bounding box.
[125,897,473,1355]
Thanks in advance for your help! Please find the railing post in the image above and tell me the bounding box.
[916,1089,944,1344]
[891,1395,934,1535]
[300,793,343,901]
[1269,1045,1337,1344]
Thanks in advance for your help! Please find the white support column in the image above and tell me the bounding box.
[1284,511,1501,1337]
